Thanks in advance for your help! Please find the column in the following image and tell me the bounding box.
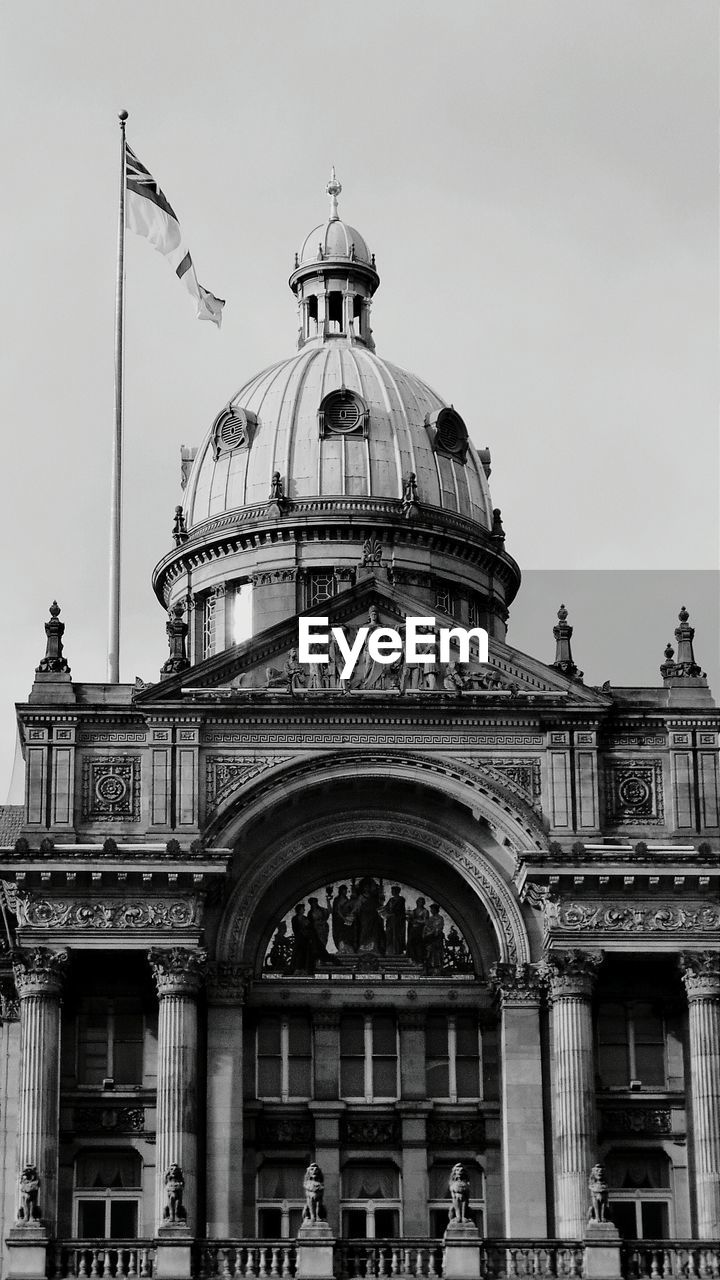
[545,949,603,1238]
[12,947,68,1233]
[205,964,249,1236]
[680,952,720,1237]
[149,947,207,1233]
[490,962,548,1236]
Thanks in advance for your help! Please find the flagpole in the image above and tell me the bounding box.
[108,109,128,683]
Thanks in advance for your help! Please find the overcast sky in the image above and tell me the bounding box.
[1,1,718,798]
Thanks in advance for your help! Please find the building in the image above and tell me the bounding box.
[0,173,718,1280]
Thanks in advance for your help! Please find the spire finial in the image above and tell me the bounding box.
[327,166,342,221]
[550,602,583,682]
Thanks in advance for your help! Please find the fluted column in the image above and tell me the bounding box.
[680,951,720,1238]
[12,947,68,1232]
[491,962,548,1236]
[149,947,207,1233]
[545,949,603,1238]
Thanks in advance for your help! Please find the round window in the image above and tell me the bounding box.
[325,396,362,434]
[435,409,468,456]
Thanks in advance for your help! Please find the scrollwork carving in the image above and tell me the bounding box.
[15,895,199,931]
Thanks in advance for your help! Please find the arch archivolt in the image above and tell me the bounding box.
[216,807,532,969]
[205,748,548,856]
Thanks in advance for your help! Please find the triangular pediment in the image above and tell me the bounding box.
[135,577,610,707]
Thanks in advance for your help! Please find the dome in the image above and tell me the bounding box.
[183,342,493,530]
[299,218,372,267]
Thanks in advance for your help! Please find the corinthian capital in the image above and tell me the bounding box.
[148,947,207,998]
[489,962,545,1007]
[206,962,251,1005]
[542,949,603,1001]
[12,947,69,999]
[680,951,720,1001]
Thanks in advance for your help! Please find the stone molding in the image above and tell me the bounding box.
[12,947,69,998]
[206,961,252,1005]
[542,949,603,1001]
[149,947,207,998]
[15,893,199,932]
[545,899,720,936]
[679,951,720,1001]
[489,961,545,1007]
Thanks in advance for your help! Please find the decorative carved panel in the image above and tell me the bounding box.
[599,1107,673,1136]
[70,1105,148,1135]
[81,756,141,822]
[206,755,286,810]
[603,759,664,824]
[15,893,199,932]
[427,1115,485,1147]
[256,1114,314,1146]
[545,899,720,935]
[341,1114,401,1146]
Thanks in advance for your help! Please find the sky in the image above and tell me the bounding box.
[0,1,718,799]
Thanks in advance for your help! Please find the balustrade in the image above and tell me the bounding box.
[336,1239,443,1278]
[195,1241,297,1279]
[482,1241,584,1279]
[623,1242,720,1280]
[49,1242,155,1279]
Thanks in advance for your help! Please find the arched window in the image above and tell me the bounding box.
[341,1162,401,1239]
[605,1149,673,1239]
[74,1150,142,1239]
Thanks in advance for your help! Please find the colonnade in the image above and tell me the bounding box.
[6,945,720,1243]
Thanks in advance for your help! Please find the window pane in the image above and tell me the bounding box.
[634,1006,663,1044]
[608,1202,638,1239]
[113,1032,143,1086]
[78,1011,108,1085]
[343,1164,399,1199]
[258,1165,306,1199]
[258,1058,282,1097]
[426,1060,449,1097]
[288,1017,311,1055]
[258,1019,282,1055]
[455,1017,478,1056]
[430,1209,450,1236]
[425,1016,447,1058]
[598,1042,630,1087]
[635,1045,665,1087]
[78,1200,106,1237]
[456,1058,480,1097]
[641,1202,669,1239]
[110,1201,138,1238]
[76,1152,141,1189]
[374,1209,399,1238]
[288,1208,303,1237]
[373,1016,396,1055]
[259,1207,282,1237]
[288,1056,311,1097]
[340,1016,365,1056]
[341,1058,365,1096]
[372,1058,397,1097]
[343,1209,368,1239]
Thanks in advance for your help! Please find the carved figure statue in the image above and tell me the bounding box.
[291,903,314,974]
[164,1164,187,1222]
[17,1165,40,1222]
[423,903,445,974]
[407,898,429,964]
[448,1163,472,1224]
[383,885,406,955]
[270,472,284,501]
[331,884,359,953]
[587,1165,610,1224]
[355,876,386,953]
[402,472,419,506]
[302,1163,326,1222]
[308,897,330,954]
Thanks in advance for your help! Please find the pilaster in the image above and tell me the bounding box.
[205,963,250,1237]
[680,951,720,1237]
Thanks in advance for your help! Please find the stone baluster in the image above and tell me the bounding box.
[148,947,207,1234]
[490,962,548,1236]
[544,949,603,1238]
[12,946,69,1232]
[680,952,720,1238]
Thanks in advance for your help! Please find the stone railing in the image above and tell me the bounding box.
[622,1242,720,1279]
[48,1241,156,1278]
[482,1241,584,1278]
[336,1238,443,1277]
[195,1240,297,1279]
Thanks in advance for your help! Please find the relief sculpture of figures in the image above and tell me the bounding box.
[587,1165,610,1224]
[266,878,473,976]
[17,1164,40,1223]
[302,1163,326,1222]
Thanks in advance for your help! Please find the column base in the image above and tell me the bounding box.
[584,1222,621,1280]
[5,1224,50,1280]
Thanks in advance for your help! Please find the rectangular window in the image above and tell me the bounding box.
[257,1164,306,1238]
[598,1003,666,1089]
[340,1014,398,1101]
[202,593,216,660]
[77,1002,144,1087]
[256,1015,312,1101]
[425,1014,482,1101]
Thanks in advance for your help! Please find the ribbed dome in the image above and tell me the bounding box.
[299,218,372,266]
[183,340,493,530]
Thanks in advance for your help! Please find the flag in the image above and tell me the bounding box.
[125,143,225,326]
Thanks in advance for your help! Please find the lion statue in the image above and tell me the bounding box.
[302,1163,326,1223]
[587,1164,610,1224]
[163,1164,187,1222]
[17,1164,40,1223]
[448,1162,472,1224]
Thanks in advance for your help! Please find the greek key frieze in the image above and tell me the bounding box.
[202,732,545,746]
[15,894,199,931]
[545,899,720,934]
